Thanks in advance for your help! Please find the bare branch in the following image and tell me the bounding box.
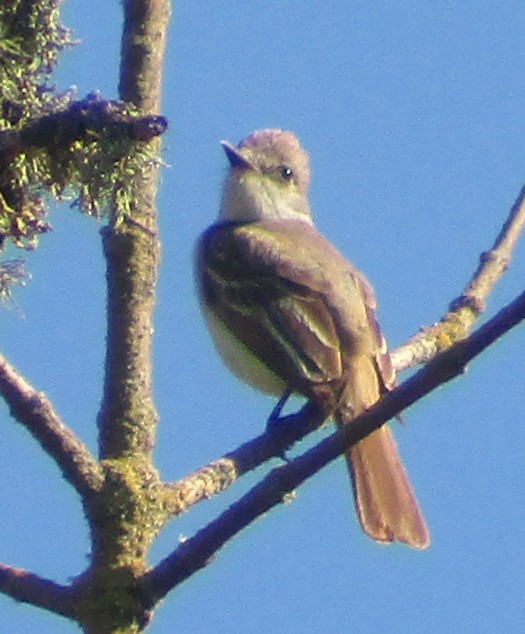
[392,184,525,372]
[0,353,103,496]
[0,562,74,618]
[145,288,525,601]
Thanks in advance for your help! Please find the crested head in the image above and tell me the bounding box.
[236,129,311,195]
[218,129,313,223]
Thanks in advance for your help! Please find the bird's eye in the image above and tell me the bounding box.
[279,165,294,181]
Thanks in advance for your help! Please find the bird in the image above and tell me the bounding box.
[195,128,429,548]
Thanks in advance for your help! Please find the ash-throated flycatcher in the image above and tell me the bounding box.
[196,129,429,548]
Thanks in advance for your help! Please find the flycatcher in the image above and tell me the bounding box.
[196,129,429,548]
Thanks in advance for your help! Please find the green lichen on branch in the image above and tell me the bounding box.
[0,258,30,302]
[0,0,72,249]
[91,458,167,570]
[4,93,167,216]
[49,98,167,222]
[0,0,72,122]
[0,2,167,252]
[73,458,168,631]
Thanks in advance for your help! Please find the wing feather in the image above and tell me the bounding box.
[197,218,394,396]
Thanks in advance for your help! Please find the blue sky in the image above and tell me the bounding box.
[1,2,525,632]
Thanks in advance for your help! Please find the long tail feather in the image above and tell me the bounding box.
[348,426,429,548]
[337,355,429,549]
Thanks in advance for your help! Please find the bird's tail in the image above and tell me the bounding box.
[336,355,430,549]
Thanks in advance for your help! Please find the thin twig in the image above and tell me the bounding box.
[0,353,103,497]
[0,563,74,618]
[145,288,525,601]
[392,184,525,372]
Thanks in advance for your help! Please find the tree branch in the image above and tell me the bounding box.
[145,288,525,602]
[119,0,171,112]
[0,562,74,618]
[0,94,167,159]
[0,353,103,497]
[160,402,323,517]
[97,0,170,459]
[74,1,171,629]
[392,183,525,371]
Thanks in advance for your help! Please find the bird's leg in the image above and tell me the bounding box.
[267,388,292,427]
[266,388,294,462]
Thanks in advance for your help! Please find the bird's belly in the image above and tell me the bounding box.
[206,311,286,396]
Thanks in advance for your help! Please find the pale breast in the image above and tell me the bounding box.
[205,309,286,396]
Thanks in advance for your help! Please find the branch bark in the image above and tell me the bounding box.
[0,353,103,497]
[0,563,74,618]
[71,1,171,631]
[0,96,167,158]
[160,402,323,517]
[97,0,170,460]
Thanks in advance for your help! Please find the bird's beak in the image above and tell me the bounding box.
[220,140,254,170]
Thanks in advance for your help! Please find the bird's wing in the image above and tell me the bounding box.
[197,219,388,394]
[351,270,395,392]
